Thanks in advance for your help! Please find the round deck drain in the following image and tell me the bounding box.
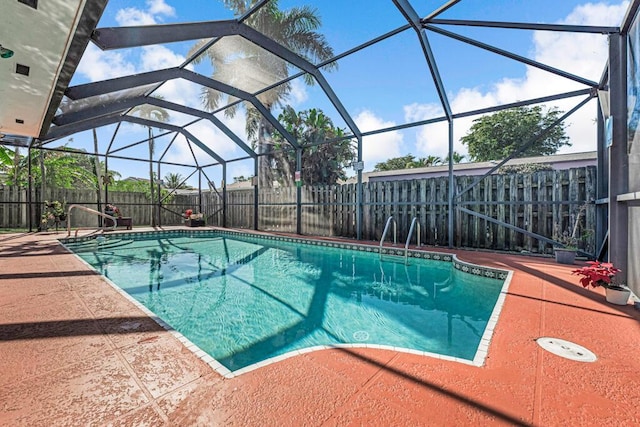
[536,337,597,362]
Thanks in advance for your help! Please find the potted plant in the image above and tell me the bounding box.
[572,261,631,305]
[184,209,204,227]
[40,200,66,231]
[553,230,578,264]
[553,203,589,265]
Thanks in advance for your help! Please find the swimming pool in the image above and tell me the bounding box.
[63,230,511,376]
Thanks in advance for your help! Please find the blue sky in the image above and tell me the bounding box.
[67,0,630,186]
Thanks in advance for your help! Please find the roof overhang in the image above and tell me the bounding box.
[0,0,107,141]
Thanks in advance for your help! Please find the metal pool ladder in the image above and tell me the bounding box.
[404,217,421,264]
[66,204,117,237]
[379,216,397,259]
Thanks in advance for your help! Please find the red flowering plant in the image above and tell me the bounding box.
[184,209,204,220]
[572,261,623,290]
[105,203,121,217]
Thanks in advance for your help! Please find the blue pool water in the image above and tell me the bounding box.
[65,231,506,372]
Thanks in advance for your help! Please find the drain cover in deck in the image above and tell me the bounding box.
[536,337,597,362]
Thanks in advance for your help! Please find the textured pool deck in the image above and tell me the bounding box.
[1,228,639,426]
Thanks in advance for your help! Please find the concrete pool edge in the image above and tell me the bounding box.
[59,228,514,377]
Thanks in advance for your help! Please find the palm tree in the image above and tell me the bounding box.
[442,151,466,164]
[0,146,19,185]
[164,172,187,190]
[0,146,13,171]
[273,106,355,185]
[417,155,443,167]
[189,0,335,187]
[130,103,170,226]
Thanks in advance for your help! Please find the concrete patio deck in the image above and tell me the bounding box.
[1,229,638,426]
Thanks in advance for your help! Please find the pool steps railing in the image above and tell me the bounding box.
[66,204,117,237]
[404,217,421,264]
[379,216,397,259]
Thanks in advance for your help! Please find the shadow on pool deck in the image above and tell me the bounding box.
[0,229,638,426]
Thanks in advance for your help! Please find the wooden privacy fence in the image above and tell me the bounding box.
[222,166,597,255]
[1,166,596,255]
[0,187,221,230]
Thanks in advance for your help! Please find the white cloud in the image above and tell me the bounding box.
[146,0,176,17]
[154,79,201,110]
[355,110,404,168]
[164,113,248,166]
[403,102,443,123]
[76,44,136,81]
[116,8,156,26]
[228,162,255,182]
[116,0,176,26]
[398,1,629,159]
[286,79,309,106]
[139,45,185,70]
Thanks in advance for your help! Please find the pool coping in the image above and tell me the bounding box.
[60,228,513,378]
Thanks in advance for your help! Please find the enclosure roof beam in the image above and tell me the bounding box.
[91,20,240,50]
[183,69,299,148]
[109,132,166,155]
[119,116,227,166]
[109,129,174,155]
[237,24,362,138]
[64,67,299,149]
[150,96,255,159]
[90,20,361,139]
[44,114,226,165]
[43,111,125,143]
[23,144,196,168]
[621,0,640,33]
[425,19,619,34]
[158,133,180,163]
[181,134,201,169]
[452,88,594,119]
[338,87,593,140]
[424,0,461,21]
[425,24,599,88]
[393,0,453,120]
[54,95,256,158]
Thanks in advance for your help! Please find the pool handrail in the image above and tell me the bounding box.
[379,215,397,258]
[404,217,421,263]
[66,204,117,237]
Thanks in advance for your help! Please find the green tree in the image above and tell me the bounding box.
[0,146,20,185]
[7,147,98,188]
[233,175,253,183]
[164,172,188,190]
[0,146,13,170]
[109,178,150,193]
[130,102,170,226]
[461,106,570,162]
[422,155,443,167]
[272,106,355,185]
[442,151,466,164]
[189,0,336,187]
[373,154,443,172]
[374,155,418,171]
